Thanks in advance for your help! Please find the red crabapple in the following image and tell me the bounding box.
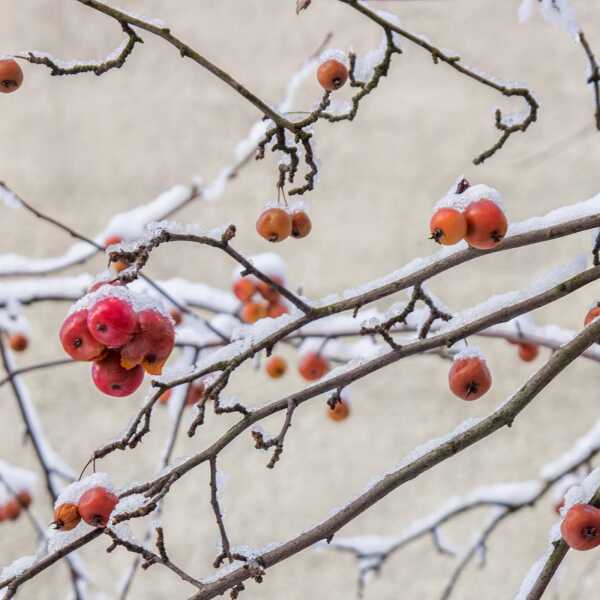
[266,356,287,378]
[170,309,183,326]
[267,302,289,318]
[256,208,292,243]
[233,277,257,302]
[518,343,539,362]
[327,399,350,422]
[429,208,467,246]
[186,382,205,406]
[298,352,330,381]
[60,310,106,361]
[584,306,600,326]
[53,503,81,531]
[8,333,28,352]
[87,297,137,347]
[448,356,492,401]
[291,211,312,239]
[120,309,175,375]
[257,278,283,303]
[3,499,21,521]
[241,302,268,324]
[464,199,508,250]
[317,59,348,91]
[78,487,118,527]
[0,60,23,93]
[92,352,144,397]
[561,504,600,551]
[16,490,32,508]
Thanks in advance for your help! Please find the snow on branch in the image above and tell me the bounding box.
[15,23,142,77]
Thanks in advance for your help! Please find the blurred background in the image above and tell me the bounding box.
[1,1,600,598]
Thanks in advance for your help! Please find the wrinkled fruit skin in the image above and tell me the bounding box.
[561,504,600,551]
[241,302,268,324]
[518,342,539,362]
[464,199,508,250]
[78,487,118,528]
[0,59,23,93]
[429,208,467,246]
[448,357,492,401]
[60,310,106,361]
[256,208,292,243]
[298,352,330,381]
[317,59,349,91]
[328,399,350,422]
[92,352,144,397]
[87,297,137,347]
[291,211,312,239]
[584,306,600,326]
[53,503,81,531]
[233,277,257,302]
[120,309,175,375]
[266,356,287,378]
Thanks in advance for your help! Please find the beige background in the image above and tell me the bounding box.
[1,1,600,598]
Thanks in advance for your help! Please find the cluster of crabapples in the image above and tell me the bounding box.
[429,179,508,250]
[0,59,23,94]
[52,486,118,531]
[59,284,175,397]
[0,489,32,524]
[256,205,312,243]
[253,55,350,244]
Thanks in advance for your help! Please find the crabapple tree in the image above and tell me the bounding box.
[1,1,600,599]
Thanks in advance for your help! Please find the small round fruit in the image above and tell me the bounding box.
[448,356,492,401]
[8,333,28,352]
[241,302,268,324]
[104,235,122,248]
[0,506,5,522]
[233,278,257,302]
[328,399,350,422]
[291,211,312,239]
[584,306,600,326]
[186,382,205,406]
[429,208,467,246]
[170,309,183,326]
[159,389,172,405]
[3,499,21,521]
[78,486,118,527]
[257,278,282,303]
[561,504,600,551]
[267,302,289,318]
[53,503,81,531]
[298,352,330,381]
[464,199,508,250]
[16,490,32,508]
[92,352,144,397]
[87,297,137,347]
[256,208,292,243]
[518,342,539,362]
[266,356,287,379]
[0,60,23,94]
[60,309,106,361]
[317,59,348,91]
